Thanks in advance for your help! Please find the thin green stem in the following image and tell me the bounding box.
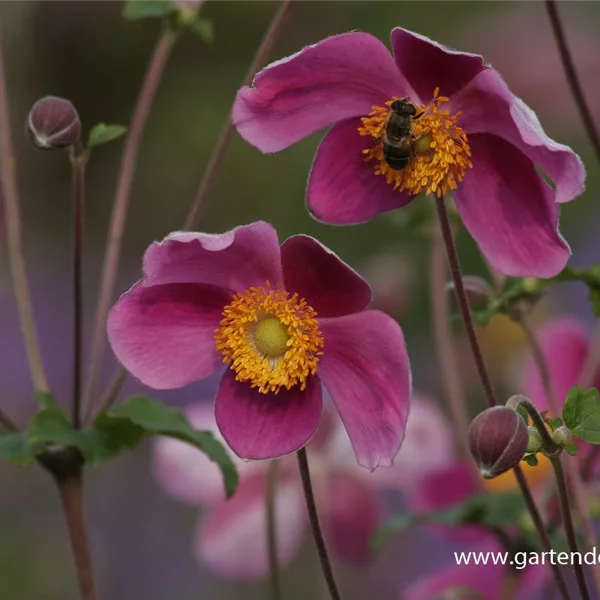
[70,143,86,428]
[0,25,48,393]
[184,0,294,229]
[297,448,341,600]
[266,460,281,600]
[83,25,179,420]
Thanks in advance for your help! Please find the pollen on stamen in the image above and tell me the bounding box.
[357,88,473,197]
[214,283,324,394]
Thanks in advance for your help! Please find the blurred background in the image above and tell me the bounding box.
[0,1,599,598]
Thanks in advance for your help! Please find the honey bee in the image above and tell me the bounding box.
[381,98,424,171]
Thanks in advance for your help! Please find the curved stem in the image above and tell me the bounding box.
[266,460,281,600]
[55,468,98,600]
[518,315,600,595]
[545,0,600,165]
[70,144,86,428]
[429,228,472,459]
[296,448,341,600]
[551,455,592,600]
[0,26,48,393]
[433,196,496,408]
[83,26,178,418]
[434,196,572,600]
[95,367,128,416]
[183,0,294,229]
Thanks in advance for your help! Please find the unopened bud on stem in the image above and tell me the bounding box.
[27,95,81,150]
[551,425,573,448]
[527,426,543,453]
[468,406,529,479]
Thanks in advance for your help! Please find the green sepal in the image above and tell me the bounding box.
[87,123,127,149]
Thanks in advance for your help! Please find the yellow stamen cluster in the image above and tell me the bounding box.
[214,284,324,394]
[358,88,473,197]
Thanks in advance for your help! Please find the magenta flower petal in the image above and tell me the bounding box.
[403,536,503,600]
[320,471,380,564]
[456,68,586,204]
[308,117,415,225]
[281,235,372,318]
[391,28,484,102]
[455,134,570,278]
[233,32,408,153]
[196,472,305,580]
[317,310,411,469]
[142,221,283,292]
[521,317,590,413]
[215,370,323,460]
[107,282,230,389]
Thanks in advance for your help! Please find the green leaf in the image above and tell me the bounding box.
[564,443,579,456]
[545,417,563,431]
[562,386,600,443]
[87,123,127,149]
[522,453,539,467]
[122,0,172,21]
[189,18,214,42]
[0,431,40,466]
[373,493,525,549]
[100,396,238,497]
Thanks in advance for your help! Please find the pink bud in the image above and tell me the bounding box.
[468,406,528,478]
[27,95,81,150]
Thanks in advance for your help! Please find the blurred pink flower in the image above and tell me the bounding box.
[154,394,451,579]
[460,4,600,133]
[233,28,585,278]
[403,463,546,599]
[520,315,599,413]
[108,221,411,469]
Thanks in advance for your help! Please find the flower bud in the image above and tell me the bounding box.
[445,276,492,311]
[527,426,543,453]
[27,95,81,150]
[468,406,528,479]
[552,425,573,447]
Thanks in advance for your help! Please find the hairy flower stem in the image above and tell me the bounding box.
[519,313,600,595]
[296,448,341,600]
[434,196,572,600]
[0,408,17,432]
[184,0,294,229]
[54,466,98,600]
[429,228,472,460]
[0,27,48,393]
[83,25,179,420]
[70,143,87,428]
[545,0,600,165]
[266,460,281,600]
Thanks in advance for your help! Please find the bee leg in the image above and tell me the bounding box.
[413,111,425,120]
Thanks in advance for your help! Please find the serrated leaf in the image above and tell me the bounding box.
[123,0,172,21]
[87,123,127,149]
[562,386,600,443]
[189,18,214,42]
[0,431,40,466]
[101,396,238,497]
[522,453,539,467]
[373,493,525,549]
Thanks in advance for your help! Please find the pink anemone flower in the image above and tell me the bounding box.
[404,462,546,600]
[154,394,450,579]
[233,28,585,278]
[107,221,411,468]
